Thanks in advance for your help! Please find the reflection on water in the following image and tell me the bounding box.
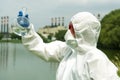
[0,42,16,70]
[0,42,9,69]
[0,42,57,80]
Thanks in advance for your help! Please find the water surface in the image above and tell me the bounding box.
[0,42,57,80]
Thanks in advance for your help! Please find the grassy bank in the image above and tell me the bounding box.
[0,40,22,43]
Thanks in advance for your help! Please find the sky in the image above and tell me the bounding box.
[0,0,120,31]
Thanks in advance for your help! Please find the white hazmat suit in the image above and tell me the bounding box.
[22,12,120,80]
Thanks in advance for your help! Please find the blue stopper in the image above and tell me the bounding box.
[18,11,23,17]
[25,14,29,18]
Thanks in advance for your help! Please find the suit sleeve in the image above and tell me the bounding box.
[22,24,69,62]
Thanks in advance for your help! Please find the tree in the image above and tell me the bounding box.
[11,33,21,40]
[98,9,120,49]
[48,33,53,41]
[55,30,67,41]
[0,33,3,40]
[37,32,50,43]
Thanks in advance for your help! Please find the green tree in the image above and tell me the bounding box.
[55,30,67,41]
[37,32,50,43]
[48,33,53,41]
[11,33,21,40]
[99,9,120,49]
[0,33,3,40]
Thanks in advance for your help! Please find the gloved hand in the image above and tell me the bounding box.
[17,11,30,28]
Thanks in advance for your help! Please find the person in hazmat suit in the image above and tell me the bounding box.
[19,12,120,80]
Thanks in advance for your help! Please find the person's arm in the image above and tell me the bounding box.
[22,24,70,62]
[87,50,120,80]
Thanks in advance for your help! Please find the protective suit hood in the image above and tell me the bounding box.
[65,12,101,53]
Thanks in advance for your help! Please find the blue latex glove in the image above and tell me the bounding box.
[17,11,30,28]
